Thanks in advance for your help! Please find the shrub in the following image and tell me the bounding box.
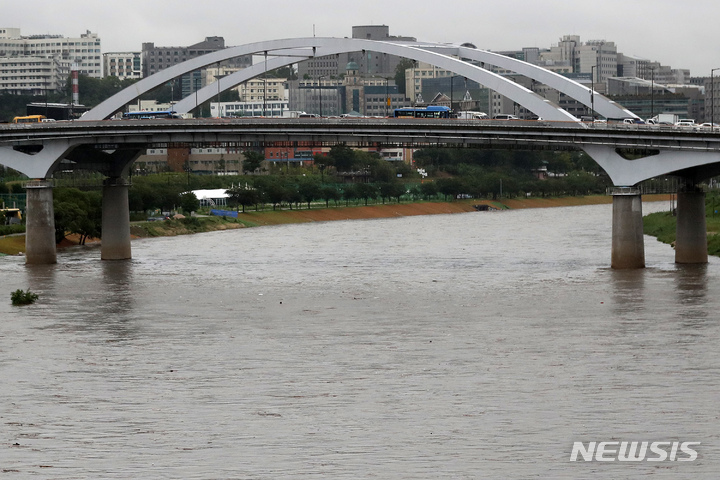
[11,289,39,306]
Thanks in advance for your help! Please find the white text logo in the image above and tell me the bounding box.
[570,441,700,462]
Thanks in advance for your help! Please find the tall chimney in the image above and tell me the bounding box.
[71,64,79,106]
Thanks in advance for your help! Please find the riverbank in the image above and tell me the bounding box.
[0,194,671,256]
[644,208,720,257]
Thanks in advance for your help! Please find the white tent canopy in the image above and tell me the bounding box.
[187,189,229,206]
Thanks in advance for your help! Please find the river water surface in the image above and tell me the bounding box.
[1,201,718,479]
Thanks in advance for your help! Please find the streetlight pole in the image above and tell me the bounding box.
[263,51,268,117]
[590,65,596,120]
[385,77,389,117]
[450,75,453,113]
[216,63,221,117]
[317,75,326,117]
[194,75,199,117]
[712,68,720,132]
[648,65,659,120]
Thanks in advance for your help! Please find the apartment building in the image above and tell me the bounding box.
[103,52,142,80]
[204,68,287,103]
[0,28,101,94]
[0,28,101,77]
[0,55,65,94]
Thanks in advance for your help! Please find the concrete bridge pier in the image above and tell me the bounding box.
[101,177,132,260]
[675,188,708,264]
[24,180,57,265]
[611,187,645,269]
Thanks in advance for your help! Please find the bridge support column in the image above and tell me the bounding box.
[101,177,131,260]
[611,188,645,269]
[25,180,57,265]
[675,189,707,264]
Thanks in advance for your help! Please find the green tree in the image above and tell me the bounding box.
[378,181,406,204]
[364,155,395,183]
[285,183,302,209]
[394,59,415,95]
[356,183,378,206]
[546,152,574,175]
[328,144,356,172]
[297,176,322,209]
[242,150,265,174]
[319,184,341,207]
[436,177,465,201]
[178,192,200,214]
[73,74,140,107]
[53,188,102,244]
[419,181,438,199]
[313,153,334,181]
[226,187,259,213]
[342,183,360,206]
[262,177,290,210]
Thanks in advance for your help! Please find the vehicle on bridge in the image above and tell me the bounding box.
[492,114,520,120]
[607,117,646,125]
[393,106,451,118]
[675,119,697,130]
[456,111,489,120]
[12,115,47,124]
[122,110,181,120]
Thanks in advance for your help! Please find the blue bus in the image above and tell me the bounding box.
[122,110,180,120]
[393,106,451,118]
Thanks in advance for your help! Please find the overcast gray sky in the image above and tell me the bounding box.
[4,0,715,75]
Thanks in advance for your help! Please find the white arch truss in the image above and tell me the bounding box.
[83,37,628,122]
[410,43,638,120]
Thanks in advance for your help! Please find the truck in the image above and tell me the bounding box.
[455,111,488,120]
[649,113,680,125]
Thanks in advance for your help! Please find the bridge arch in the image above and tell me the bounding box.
[411,43,638,120]
[84,37,626,122]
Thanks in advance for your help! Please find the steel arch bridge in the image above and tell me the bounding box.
[3,37,716,267]
[1,37,718,188]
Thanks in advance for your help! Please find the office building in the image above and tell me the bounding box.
[142,37,251,98]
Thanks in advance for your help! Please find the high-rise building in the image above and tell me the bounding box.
[142,37,252,98]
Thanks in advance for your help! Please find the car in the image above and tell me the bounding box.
[675,120,697,129]
[621,118,645,125]
[492,114,519,120]
[699,122,720,130]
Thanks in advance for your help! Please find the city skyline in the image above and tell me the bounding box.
[4,0,717,76]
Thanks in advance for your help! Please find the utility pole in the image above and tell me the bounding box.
[713,70,716,130]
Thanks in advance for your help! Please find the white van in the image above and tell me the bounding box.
[492,114,519,120]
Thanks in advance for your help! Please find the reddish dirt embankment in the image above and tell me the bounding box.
[0,195,671,255]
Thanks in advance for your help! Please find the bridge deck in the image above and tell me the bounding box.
[2,118,720,152]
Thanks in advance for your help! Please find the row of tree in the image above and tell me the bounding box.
[226,176,408,212]
[223,169,608,213]
[48,142,611,243]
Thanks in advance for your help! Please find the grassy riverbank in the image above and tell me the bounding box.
[643,208,720,257]
[0,194,671,256]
